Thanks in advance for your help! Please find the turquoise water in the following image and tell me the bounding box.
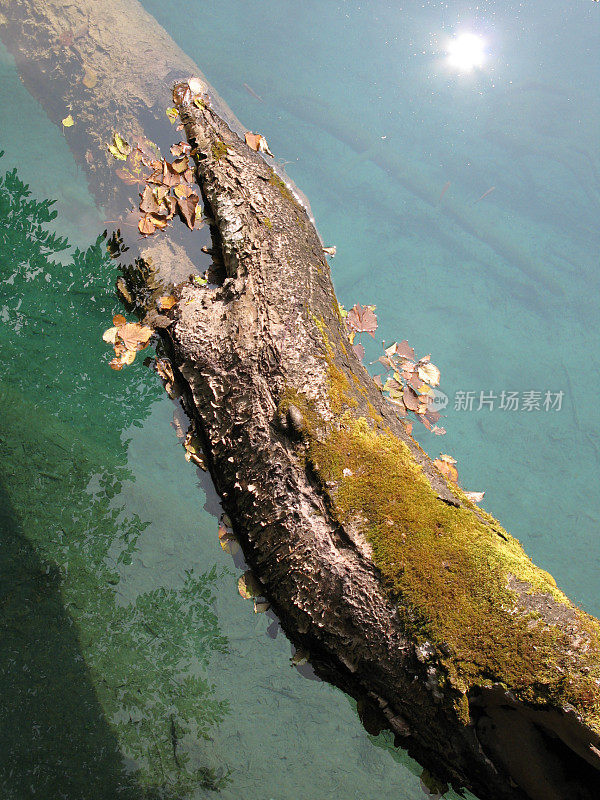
[1,0,599,798]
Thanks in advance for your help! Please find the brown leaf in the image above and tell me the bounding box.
[403,385,421,412]
[433,458,459,484]
[378,355,395,371]
[177,193,199,230]
[117,322,153,350]
[138,215,156,235]
[183,168,193,183]
[157,295,177,311]
[171,157,189,173]
[245,132,261,151]
[112,314,126,326]
[150,215,168,229]
[386,340,415,360]
[109,357,124,371]
[347,304,378,336]
[373,374,383,389]
[170,142,191,158]
[161,160,183,187]
[174,184,192,198]
[163,195,177,219]
[139,186,161,215]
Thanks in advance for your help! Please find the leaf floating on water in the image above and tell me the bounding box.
[102,326,119,344]
[253,600,270,614]
[244,131,274,157]
[138,215,156,235]
[171,157,189,174]
[245,132,261,151]
[82,68,98,88]
[386,340,415,360]
[433,455,459,484]
[403,386,421,412]
[417,361,441,387]
[61,114,74,128]
[113,133,131,157]
[118,322,153,350]
[439,453,457,464]
[464,490,485,503]
[170,141,191,158]
[177,193,200,230]
[238,570,262,600]
[122,348,137,366]
[109,357,124,370]
[157,295,177,311]
[112,314,126,326]
[218,523,240,555]
[347,304,378,336]
[150,215,168,230]
[108,144,127,160]
[165,107,178,123]
[139,185,161,215]
[174,184,192,199]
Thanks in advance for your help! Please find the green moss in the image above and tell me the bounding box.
[268,169,300,206]
[280,358,600,726]
[211,140,228,161]
[310,416,600,717]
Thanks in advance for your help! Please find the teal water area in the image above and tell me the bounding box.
[0,0,599,798]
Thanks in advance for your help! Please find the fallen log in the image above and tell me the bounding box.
[164,90,600,800]
[2,2,600,797]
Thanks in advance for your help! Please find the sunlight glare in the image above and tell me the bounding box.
[446,32,486,72]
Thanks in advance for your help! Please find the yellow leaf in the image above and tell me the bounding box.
[122,348,136,366]
[166,107,178,123]
[108,144,127,161]
[102,326,119,344]
[157,295,177,311]
[417,362,441,387]
[61,114,74,127]
[237,570,262,600]
[113,133,131,156]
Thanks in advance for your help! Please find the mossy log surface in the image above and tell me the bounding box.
[166,96,600,799]
[2,0,600,796]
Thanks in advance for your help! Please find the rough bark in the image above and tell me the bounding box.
[166,96,600,800]
[2,2,600,798]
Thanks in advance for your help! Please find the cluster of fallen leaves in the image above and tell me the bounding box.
[339,303,445,435]
[103,314,153,370]
[107,131,202,236]
[374,340,445,435]
[432,454,485,504]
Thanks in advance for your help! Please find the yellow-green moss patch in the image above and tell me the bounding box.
[211,140,228,161]
[293,400,600,725]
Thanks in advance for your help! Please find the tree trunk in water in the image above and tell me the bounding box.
[1,3,600,798]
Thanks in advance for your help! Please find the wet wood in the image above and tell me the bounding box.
[2,3,600,798]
